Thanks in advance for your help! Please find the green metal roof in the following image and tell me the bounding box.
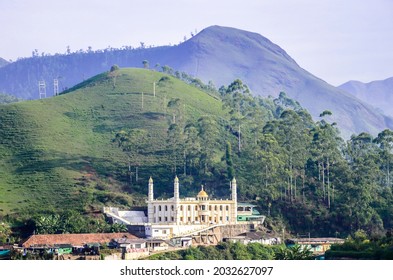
[237,202,257,207]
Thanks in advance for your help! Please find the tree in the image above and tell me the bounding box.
[225,142,235,180]
[142,60,149,69]
[113,129,148,185]
[274,245,313,260]
[222,79,253,152]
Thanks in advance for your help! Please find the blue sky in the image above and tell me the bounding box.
[1,0,393,85]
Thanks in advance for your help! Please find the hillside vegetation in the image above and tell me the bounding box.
[1,67,393,240]
[0,68,224,216]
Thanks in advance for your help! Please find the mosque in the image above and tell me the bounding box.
[144,176,263,238]
[104,176,264,239]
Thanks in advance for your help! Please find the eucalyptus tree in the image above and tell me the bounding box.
[221,79,253,153]
[113,129,148,184]
[374,129,393,188]
[196,116,220,176]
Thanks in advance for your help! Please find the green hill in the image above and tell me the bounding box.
[0,68,224,215]
[2,67,393,239]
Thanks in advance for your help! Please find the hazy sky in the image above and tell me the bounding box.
[1,0,393,85]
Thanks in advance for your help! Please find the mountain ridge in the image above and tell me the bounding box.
[0,25,392,138]
[339,77,393,117]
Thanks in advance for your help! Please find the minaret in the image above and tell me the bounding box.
[148,177,154,202]
[148,177,154,223]
[231,178,237,202]
[231,178,238,224]
[174,175,179,201]
[174,176,180,225]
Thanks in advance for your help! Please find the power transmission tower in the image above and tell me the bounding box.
[53,79,59,96]
[38,80,46,99]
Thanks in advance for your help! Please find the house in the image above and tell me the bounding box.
[225,231,281,245]
[286,237,345,255]
[19,233,138,256]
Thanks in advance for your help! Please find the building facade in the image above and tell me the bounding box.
[145,176,238,238]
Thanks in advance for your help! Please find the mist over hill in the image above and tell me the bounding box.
[0,25,392,138]
[339,77,393,118]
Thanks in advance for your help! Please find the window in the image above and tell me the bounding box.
[171,217,174,222]
[188,205,191,211]
[180,217,183,222]
[188,217,191,222]
[220,217,223,221]
[163,230,166,234]
[159,205,162,211]
[171,205,174,211]
[215,205,217,211]
[154,206,156,213]
[165,205,168,211]
[226,216,229,221]
[195,205,198,210]
[165,217,168,222]
[209,206,212,211]
[226,205,229,211]
[220,206,223,211]
[158,217,162,222]
[180,205,183,211]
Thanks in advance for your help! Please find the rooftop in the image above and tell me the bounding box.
[21,233,137,248]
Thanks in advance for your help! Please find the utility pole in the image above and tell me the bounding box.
[53,79,59,96]
[38,80,46,99]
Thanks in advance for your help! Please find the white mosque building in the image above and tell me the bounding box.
[145,176,238,238]
[104,176,264,239]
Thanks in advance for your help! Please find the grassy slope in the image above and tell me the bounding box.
[0,68,224,215]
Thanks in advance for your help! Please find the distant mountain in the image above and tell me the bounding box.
[0,25,392,138]
[339,77,393,117]
[0,57,9,68]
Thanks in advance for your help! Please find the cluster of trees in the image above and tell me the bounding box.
[29,210,127,235]
[0,93,21,104]
[114,76,393,237]
[326,229,393,259]
[147,241,312,260]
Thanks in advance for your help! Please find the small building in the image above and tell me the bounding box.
[225,231,281,245]
[19,233,138,256]
[54,244,73,255]
[237,203,265,222]
[286,237,345,255]
[113,238,147,252]
[145,239,169,252]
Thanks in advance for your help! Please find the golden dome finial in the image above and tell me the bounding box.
[197,185,208,198]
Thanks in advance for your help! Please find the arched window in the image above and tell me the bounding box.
[159,205,162,211]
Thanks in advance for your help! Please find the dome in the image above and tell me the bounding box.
[197,185,208,198]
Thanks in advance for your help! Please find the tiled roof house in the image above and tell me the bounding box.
[21,233,137,248]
